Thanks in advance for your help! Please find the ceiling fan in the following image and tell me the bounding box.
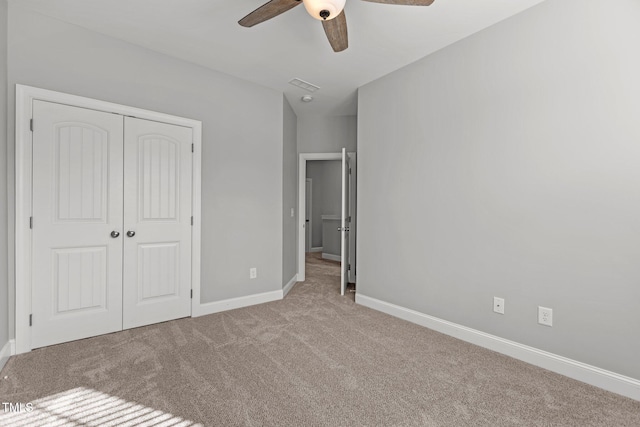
[239,0,435,53]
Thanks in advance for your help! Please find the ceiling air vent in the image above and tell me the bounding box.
[288,78,320,93]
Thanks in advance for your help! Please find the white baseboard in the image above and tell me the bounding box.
[310,247,323,253]
[0,340,15,373]
[322,253,341,262]
[356,294,640,401]
[194,290,283,317]
[283,276,297,298]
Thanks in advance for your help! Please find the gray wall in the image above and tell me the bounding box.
[297,115,356,153]
[321,218,340,257]
[282,97,297,285]
[306,160,341,248]
[6,5,284,310]
[0,0,8,350]
[358,0,640,380]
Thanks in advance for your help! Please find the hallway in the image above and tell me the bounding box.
[302,252,354,300]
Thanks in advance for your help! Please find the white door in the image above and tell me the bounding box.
[305,178,312,252]
[31,102,194,348]
[122,117,193,329]
[32,101,124,348]
[348,155,357,284]
[340,148,350,296]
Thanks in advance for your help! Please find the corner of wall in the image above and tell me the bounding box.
[282,96,298,288]
[0,0,10,350]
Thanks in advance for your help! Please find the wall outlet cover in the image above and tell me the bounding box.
[493,297,505,315]
[538,306,553,326]
[250,268,257,279]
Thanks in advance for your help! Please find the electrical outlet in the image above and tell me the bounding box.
[493,297,505,314]
[538,306,553,326]
[290,208,295,217]
[249,268,257,279]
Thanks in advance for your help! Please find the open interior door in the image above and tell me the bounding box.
[340,148,350,296]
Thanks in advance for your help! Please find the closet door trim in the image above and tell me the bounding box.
[14,84,202,354]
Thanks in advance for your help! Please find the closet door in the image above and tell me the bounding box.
[122,117,193,329]
[31,101,124,348]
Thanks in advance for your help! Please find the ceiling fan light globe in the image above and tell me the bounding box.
[302,0,346,20]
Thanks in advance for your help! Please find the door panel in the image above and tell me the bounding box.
[32,100,124,348]
[53,246,108,313]
[139,135,180,220]
[55,126,109,222]
[123,117,192,329]
[348,155,357,284]
[138,242,180,301]
[340,148,350,296]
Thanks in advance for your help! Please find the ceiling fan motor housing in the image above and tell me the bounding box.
[302,0,346,21]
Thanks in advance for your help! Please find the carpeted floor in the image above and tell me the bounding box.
[1,253,639,426]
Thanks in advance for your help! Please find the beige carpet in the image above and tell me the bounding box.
[1,253,639,426]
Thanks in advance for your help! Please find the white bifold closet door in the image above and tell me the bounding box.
[31,101,192,349]
[122,117,192,329]
[32,101,124,348]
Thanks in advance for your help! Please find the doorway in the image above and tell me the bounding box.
[306,161,340,257]
[297,152,356,294]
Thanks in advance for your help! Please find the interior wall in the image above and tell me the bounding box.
[358,0,640,380]
[297,115,357,154]
[6,5,284,311]
[282,97,297,286]
[0,0,8,350]
[306,160,341,248]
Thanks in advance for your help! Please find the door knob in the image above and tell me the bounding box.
[126,230,136,237]
[110,231,120,238]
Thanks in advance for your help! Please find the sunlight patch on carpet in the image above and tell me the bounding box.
[0,387,202,427]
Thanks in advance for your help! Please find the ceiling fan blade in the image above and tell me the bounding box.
[239,0,302,27]
[362,0,435,5]
[322,10,348,52]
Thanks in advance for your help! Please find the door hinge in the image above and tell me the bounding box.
[29,217,33,229]
[29,314,32,326]
[191,216,194,226]
[348,264,351,271]
[192,143,194,153]
[349,167,352,175]
[347,216,351,223]
[30,119,33,132]
[190,289,193,299]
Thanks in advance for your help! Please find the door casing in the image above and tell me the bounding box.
[14,85,202,354]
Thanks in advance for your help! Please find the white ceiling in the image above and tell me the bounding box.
[17,0,546,117]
